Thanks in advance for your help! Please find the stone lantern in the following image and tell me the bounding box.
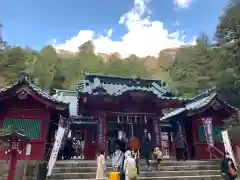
[0,128,30,180]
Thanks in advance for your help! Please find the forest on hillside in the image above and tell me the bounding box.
[0,0,240,107]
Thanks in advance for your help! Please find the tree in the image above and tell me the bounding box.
[49,59,66,93]
[214,0,240,107]
[78,41,95,54]
[32,45,60,90]
[215,0,240,44]
[0,24,6,50]
[123,55,150,78]
[1,46,27,83]
[167,35,223,96]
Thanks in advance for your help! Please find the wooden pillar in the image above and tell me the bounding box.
[153,119,162,148]
[97,114,107,152]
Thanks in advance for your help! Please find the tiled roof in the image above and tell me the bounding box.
[78,73,186,100]
[160,91,238,121]
[186,93,217,111]
[186,87,216,102]
[53,89,78,116]
[0,78,68,106]
[71,117,97,124]
[160,108,186,121]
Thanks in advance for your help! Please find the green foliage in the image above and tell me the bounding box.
[167,0,240,107]
[0,0,239,109]
[0,46,27,83]
[168,36,219,96]
[215,0,240,44]
[0,28,151,91]
[78,40,95,54]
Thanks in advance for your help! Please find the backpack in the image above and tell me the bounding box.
[127,160,138,180]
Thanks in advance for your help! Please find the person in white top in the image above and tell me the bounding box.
[124,151,138,180]
[96,151,107,180]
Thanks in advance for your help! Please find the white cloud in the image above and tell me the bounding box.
[174,0,193,8]
[55,0,196,57]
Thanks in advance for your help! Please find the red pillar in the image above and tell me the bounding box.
[8,151,18,180]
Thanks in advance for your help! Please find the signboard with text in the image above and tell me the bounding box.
[202,117,214,146]
[47,126,65,176]
[222,130,237,169]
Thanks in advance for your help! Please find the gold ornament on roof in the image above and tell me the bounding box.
[17,90,28,100]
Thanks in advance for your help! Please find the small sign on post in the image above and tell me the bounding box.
[23,144,31,180]
[26,144,31,156]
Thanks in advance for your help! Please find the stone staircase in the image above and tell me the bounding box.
[49,159,222,180]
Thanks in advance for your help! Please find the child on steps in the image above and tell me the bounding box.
[153,147,163,170]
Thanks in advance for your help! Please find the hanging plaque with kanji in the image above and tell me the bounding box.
[202,117,214,146]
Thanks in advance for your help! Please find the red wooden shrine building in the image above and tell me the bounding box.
[160,90,238,159]
[0,73,236,161]
[75,73,186,159]
[73,73,237,160]
[0,75,69,160]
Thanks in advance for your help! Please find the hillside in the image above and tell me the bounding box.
[56,46,181,82]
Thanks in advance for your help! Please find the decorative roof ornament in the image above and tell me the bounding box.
[18,72,29,83]
[134,116,137,124]
[134,116,136,123]
[129,116,132,123]
[117,115,120,124]
[144,115,147,124]
[17,90,28,100]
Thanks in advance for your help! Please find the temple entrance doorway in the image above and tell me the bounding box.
[107,122,133,141]
[71,122,98,160]
[73,130,87,159]
[161,132,170,158]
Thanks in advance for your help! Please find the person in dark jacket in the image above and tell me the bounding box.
[64,137,73,160]
[108,137,116,158]
[221,152,238,180]
[175,133,187,161]
[141,130,152,171]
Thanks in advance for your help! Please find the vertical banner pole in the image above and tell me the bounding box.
[222,130,237,169]
[208,144,212,161]
[202,117,214,161]
[47,126,65,177]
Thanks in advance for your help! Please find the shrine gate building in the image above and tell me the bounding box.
[53,73,237,160]
[0,75,69,160]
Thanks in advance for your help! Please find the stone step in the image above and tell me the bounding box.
[52,165,220,173]
[49,175,223,180]
[55,160,219,168]
[50,170,221,179]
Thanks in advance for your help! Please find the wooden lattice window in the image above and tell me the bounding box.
[2,118,41,139]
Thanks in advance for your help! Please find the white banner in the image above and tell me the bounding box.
[47,126,65,176]
[221,130,237,169]
[202,117,214,146]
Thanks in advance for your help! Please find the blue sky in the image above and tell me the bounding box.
[0,0,229,57]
